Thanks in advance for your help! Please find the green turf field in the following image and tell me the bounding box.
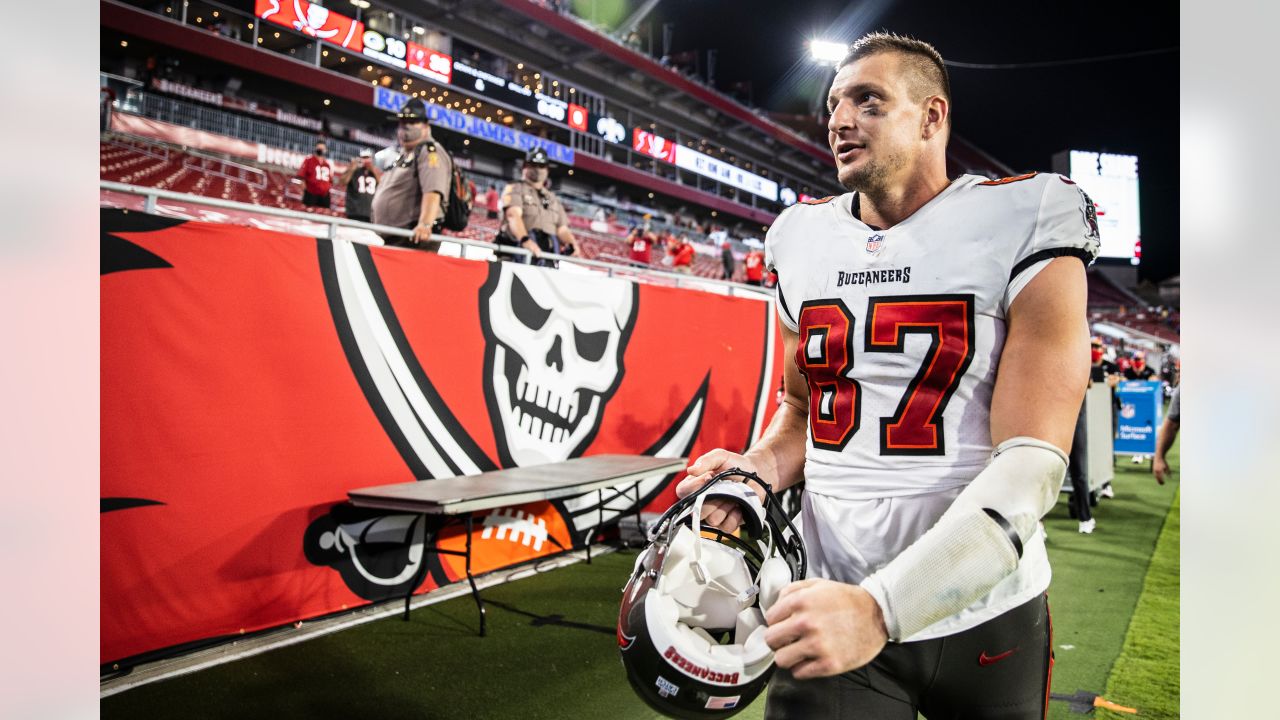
[102,443,1178,720]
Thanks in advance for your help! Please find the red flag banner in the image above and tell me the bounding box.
[101,210,784,665]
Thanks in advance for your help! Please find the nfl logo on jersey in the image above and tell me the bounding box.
[865,233,885,255]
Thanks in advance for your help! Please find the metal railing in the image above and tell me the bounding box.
[98,181,770,298]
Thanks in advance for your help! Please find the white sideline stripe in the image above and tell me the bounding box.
[99,546,616,698]
[339,239,482,475]
[333,240,453,478]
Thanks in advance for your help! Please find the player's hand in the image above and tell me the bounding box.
[1153,455,1169,485]
[763,578,888,679]
[675,449,768,533]
[412,223,432,245]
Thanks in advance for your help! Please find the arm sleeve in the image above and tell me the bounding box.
[764,216,798,331]
[1004,175,1101,312]
[416,147,451,199]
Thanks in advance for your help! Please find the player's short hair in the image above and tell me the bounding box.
[839,32,951,122]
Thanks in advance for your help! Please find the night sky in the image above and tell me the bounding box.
[645,0,1178,282]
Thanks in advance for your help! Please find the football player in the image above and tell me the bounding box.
[677,32,1096,719]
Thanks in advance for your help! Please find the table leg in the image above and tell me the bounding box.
[465,513,486,637]
[403,513,430,622]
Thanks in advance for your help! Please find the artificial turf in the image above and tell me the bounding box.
[1043,441,1180,720]
[102,446,1179,720]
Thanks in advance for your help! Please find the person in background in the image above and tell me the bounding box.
[720,238,736,280]
[744,246,766,286]
[339,149,381,224]
[1124,351,1157,380]
[671,233,695,274]
[297,140,333,210]
[1153,384,1180,484]
[485,184,500,220]
[497,147,578,266]
[627,226,654,266]
[370,98,452,252]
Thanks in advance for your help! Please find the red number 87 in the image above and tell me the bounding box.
[795,294,975,455]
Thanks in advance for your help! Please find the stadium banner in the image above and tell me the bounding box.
[629,128,778,202]
[371,87,574,164]
[101,211,783,665]
[254,0,364,52]
[450,61,625,143]
[1113,380,1163,455]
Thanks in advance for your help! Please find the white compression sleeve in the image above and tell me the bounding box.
[860,436,1068,641]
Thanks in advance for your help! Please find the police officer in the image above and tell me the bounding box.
[497,147,577,265]
[371,98,453,252]
[340,149,381,223]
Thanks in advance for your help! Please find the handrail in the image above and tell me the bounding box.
[98,181,772,298]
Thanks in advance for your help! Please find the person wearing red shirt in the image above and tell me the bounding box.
[628,227,654,265]
[672,234,695,274]
[744,248,766,285]
[296,140,334,209]
[485,185,501,220]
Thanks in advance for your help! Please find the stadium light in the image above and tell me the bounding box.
[349,0,370,7]
[808,39,848,65]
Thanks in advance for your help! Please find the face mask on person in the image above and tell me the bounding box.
[1091,347,1104,363]
[314,147,326,157]
[397,123,425,146]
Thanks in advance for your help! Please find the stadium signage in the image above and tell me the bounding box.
[630,129,779,202]
[451,61,625,143]
[407,44,452,83]
[361,29,407,69]
[371,87,574,164]
[254,0,364,51]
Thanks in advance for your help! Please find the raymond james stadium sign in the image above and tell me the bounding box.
[373,87,573,164]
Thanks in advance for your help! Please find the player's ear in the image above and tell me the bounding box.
[921,95,948,140]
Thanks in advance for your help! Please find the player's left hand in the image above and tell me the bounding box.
[763,578,888,679]
[412,223,432,245]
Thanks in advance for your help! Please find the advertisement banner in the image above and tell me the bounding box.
[407,43,452,83]
[1114,380,1163,455]
[372,88,575,164]
[254,0,364,51]
[673,145,779,202]
[633,128,678,162]
[101,211,783,664]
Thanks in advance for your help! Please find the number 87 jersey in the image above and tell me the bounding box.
[766,173,1099,501]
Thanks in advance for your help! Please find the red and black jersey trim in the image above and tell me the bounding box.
[1009,247,1094,282]
[775,275,797,327]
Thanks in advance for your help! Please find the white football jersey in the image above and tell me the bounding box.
[766,172,1099,639]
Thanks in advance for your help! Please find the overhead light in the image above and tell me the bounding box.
[517,63,524,69]
[323,99,331,106]
[808,39,847,64]
[463,139,470,145]
[322,50,329,57]
[567,169,573,175]
[711,211,717,217]
[212,10,219,17]
[120,40,128,47]
[350,0,371,7]
[412,25,425,35]
[273,31,280,38]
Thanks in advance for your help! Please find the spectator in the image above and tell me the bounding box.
[296,140,334,210]
[671,233,695,274]
[743,247,765,286]
[1124,351,1157,380]
[339,149,381,224]
[627,227,654,266]
[496,147,578,266]
[720,239,735,280]
[370,98,453,252]
[484,184,500,220]
[1153,385,1180,484]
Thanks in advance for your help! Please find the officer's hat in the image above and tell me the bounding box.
[393,98,431,123]
[524,147,551,167]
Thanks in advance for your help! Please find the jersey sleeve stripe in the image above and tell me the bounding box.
[1008,247,1094,282]
[775,276,798,328]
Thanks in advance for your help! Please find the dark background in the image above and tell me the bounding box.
[644,0,1178,283]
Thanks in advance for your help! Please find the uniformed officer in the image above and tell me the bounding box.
[497,147,578,265]
[371,98,452,252]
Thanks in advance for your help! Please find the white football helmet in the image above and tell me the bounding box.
[617,470,806,718]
